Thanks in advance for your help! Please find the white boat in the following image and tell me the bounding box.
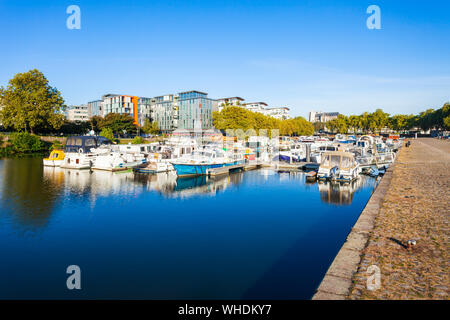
[317,151,360,182]
[310,145,341,163]
[61,136,111,170]
[43,149,65,167]
[92,151,147,171]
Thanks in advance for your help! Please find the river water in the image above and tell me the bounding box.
[0,157,378,299]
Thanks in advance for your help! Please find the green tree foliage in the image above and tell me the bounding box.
[100,127,114,141]
[444,116,450,130]
[141,118,160,135]
[213,106,313,136]
[98,113,137,136]
[9,132,46,153]
[131,136,144,144]
[0,69,65,133]
[324,103,449,134]
[50,140,64,151]
[150,121,160,134]
[89,115,103,133]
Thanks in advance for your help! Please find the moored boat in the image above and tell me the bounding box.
[171,147,245,177]
[61,136,111,169]
[317,151,360,182]
[43,149,65,167]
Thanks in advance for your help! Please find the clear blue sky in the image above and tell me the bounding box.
[0,0,449,118]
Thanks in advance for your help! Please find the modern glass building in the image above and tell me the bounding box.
[153,95,178,133]
[88,100,103,117]
[178,91,216,130]
[137,97,154,127]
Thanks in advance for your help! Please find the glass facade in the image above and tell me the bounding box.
[88,100,103,117]
[178,91,214,130]
[154,95,176,132]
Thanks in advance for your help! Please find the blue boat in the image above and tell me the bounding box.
[171,147,245,177]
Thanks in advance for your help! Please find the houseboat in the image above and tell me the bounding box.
[317,151,360,182]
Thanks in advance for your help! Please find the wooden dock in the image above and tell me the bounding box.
[206,162,270,177]
[275,162,319,171]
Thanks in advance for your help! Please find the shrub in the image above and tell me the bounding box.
[50,140,64,151]
[131,136,144,144]
[100,128,115,141]
[9,132,45,153]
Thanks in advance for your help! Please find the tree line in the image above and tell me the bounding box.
[213,106,314,136]
[324,104,450,134]
[0,69,160,137]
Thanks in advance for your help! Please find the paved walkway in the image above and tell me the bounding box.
[348,138,449,299]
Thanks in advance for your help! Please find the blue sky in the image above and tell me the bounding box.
[0,0,449,118]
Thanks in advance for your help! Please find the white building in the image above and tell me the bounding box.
[309,111,339,123]
[262,107,290,120]
[242,102,268,113]
[217,97,245,111]
[66,105,90,122]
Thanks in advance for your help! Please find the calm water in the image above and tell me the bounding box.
[0,157,378,299]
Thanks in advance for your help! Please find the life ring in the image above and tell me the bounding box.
[78,148,83,154]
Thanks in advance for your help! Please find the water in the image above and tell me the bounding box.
[0,157,378,299]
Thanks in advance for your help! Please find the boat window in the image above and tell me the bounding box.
[341,156,352,168]
[53,153,59,158]
[330,155,340,167]
[75,138,82,145]
[140,147,145,152]
[85,138,96,147]
[66,138,74,145]
[322,155,330,166]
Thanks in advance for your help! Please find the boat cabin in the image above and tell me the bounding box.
[65,136,111,153]
[320,151,357,170]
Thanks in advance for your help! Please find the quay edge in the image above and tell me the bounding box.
[312,160,396,300]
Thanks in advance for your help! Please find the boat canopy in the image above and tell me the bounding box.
[320,151,356,169]
[65,136,111,153]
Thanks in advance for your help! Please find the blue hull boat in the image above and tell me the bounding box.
[173,160,244,177]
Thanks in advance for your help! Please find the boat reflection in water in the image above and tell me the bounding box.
[318,180,358,205]
[43,166,244,200]
[277,170,377,205]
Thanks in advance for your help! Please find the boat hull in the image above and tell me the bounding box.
[173,161,243,177]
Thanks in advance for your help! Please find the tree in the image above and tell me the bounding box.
[89,115,103,133]
[150,121,160,134]
[100,127,114,141]
[444,116,450,131]
[99,113,137,136]
[0,69,65,133]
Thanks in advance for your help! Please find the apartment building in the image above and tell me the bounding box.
[178,91,217,130]
[309,111,339,123]
[66,105,90,121]
[87,100,103,117]
[153,95,178,133]
[262,107,290,120]
[102,94,152,126]
[217,97,245,111]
